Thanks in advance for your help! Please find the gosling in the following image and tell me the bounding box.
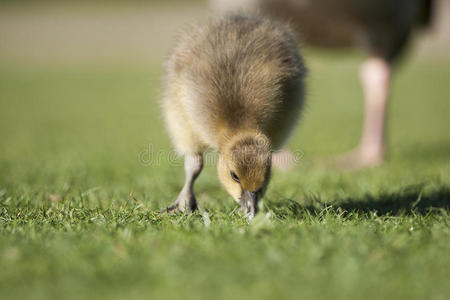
[162,14,306,218]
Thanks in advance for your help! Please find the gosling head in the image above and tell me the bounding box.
[218,131,272,219]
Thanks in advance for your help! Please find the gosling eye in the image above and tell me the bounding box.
[230,171,240,183]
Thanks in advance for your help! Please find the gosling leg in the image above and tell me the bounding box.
[165,153,203,213]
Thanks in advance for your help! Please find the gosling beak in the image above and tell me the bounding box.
[240,190,259,219]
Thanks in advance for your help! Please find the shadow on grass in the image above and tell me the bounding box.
[266,185,450,218]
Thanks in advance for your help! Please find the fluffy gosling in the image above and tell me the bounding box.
[162,14,306,218]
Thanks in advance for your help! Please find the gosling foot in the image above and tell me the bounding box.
[272,148,299,171]
[162,191,198,214]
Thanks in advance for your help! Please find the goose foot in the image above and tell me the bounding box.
[334,146,384,171]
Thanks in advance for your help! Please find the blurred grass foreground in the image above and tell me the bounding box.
[0,1,450,300]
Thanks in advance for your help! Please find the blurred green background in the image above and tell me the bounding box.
[0,1,449,300]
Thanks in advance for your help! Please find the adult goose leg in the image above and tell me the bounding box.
[337,57,391,169]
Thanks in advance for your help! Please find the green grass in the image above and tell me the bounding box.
[0,54,449,300]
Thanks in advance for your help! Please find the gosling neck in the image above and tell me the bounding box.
[218,128,270,155]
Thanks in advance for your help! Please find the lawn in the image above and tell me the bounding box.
[0,52,449,300]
